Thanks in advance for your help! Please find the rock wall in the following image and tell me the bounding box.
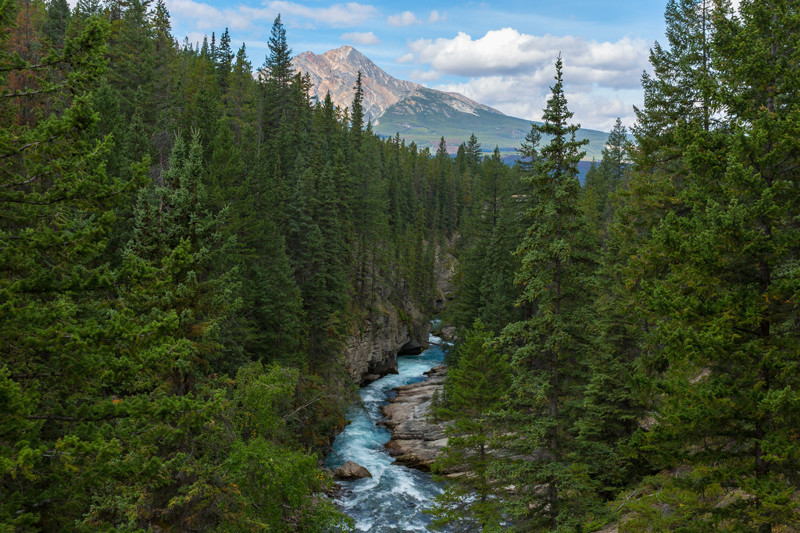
[434,239,457,312]
[343,240,455,386]
[343,299,430,385]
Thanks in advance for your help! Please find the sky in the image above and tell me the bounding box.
[162,0,674,132]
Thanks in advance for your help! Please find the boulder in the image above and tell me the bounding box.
[440,326,456,342]
[333,460,372,480]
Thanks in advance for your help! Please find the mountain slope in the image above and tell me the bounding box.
[293,46,609,159]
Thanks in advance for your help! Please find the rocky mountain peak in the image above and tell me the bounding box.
[293,46,421,120]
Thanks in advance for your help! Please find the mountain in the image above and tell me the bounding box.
[293,46,419,121]
[292,46,609,160]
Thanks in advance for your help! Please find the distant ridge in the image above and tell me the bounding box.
[293,46,609,159]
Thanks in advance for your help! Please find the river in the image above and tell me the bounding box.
[325,333,447,531]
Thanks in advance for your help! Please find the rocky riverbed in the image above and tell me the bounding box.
[381,365,449,471]
[324,337,449,531]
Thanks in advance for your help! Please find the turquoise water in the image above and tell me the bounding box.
[326,335,447,531]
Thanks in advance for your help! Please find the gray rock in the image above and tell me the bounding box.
[333,460,372,480]
[344,302,430,385]
[381,366,450,471]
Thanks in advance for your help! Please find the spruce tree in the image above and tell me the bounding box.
[350,70,364,149]
[127,132,237,392]
[430,320,510,531]
[497,56,597,530]
[622,2,800,531]
[0,9,136,528]
[43,0,70,48]
[260,14,293,137]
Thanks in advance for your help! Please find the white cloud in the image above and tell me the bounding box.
[429,10,445,23]
[411,69,441,82]
[396,53,415,63]
[167,0,378,32]
[166,0,246,30]
[404,28,650,130]
[432,74,641,131]
[387,11,420,26]
[406,28,648,86]
[341,31,380,46]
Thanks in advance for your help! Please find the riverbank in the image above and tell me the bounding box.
[381,365,448,471]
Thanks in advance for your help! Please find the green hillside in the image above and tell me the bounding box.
[373,87,609,160]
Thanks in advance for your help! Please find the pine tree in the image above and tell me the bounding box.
[127,132,237,393]
[449,147,522,333]
[633,0,718,174]
[260,14,292,137]
[350,70,364,149]
[228,42,254,133]
[43,0,70,48]
[430,320,510,531]
[0,8,137,528]
[215,27,232,94]
[497,56,597,530]
[107,0,157,118]
[622,2,800,531]
[466,132,482,170]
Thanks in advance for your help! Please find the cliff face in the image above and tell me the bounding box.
[344,299,430,385]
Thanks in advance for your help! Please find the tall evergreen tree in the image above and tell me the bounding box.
[0,8,134,528]
[497,56,597,530]
[350,70,364,149]
[622,2,800,531]
[431,320,511,531]
[260,14,293,140]
[43,0,70,47]
[215,27,232,94]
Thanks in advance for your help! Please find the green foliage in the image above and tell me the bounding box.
[492,56,600,530]
[436,2,800,532]
[613,2,800,532]
[18,1,800,531]
[222,438,346,532]
[220,362,351,531]
[430,320,510,531]
[448,147,524,333]
[0,4,460,529]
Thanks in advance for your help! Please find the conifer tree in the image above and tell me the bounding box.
[350,70,364,148]
[43,0,70,47]
[466,132,482,170]
[228,42,254,132]
[497,56,597,530]
[260,14,293,137]
[0,8,134,528]
[127,132,237,392]
[107,0,157,117]
[583,117,628,226]
[431,320,510,531]
[450,147,522,333]
[215,27,232,94]
[622,2,800,531]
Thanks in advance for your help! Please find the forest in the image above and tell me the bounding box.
[1,0,798,531]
